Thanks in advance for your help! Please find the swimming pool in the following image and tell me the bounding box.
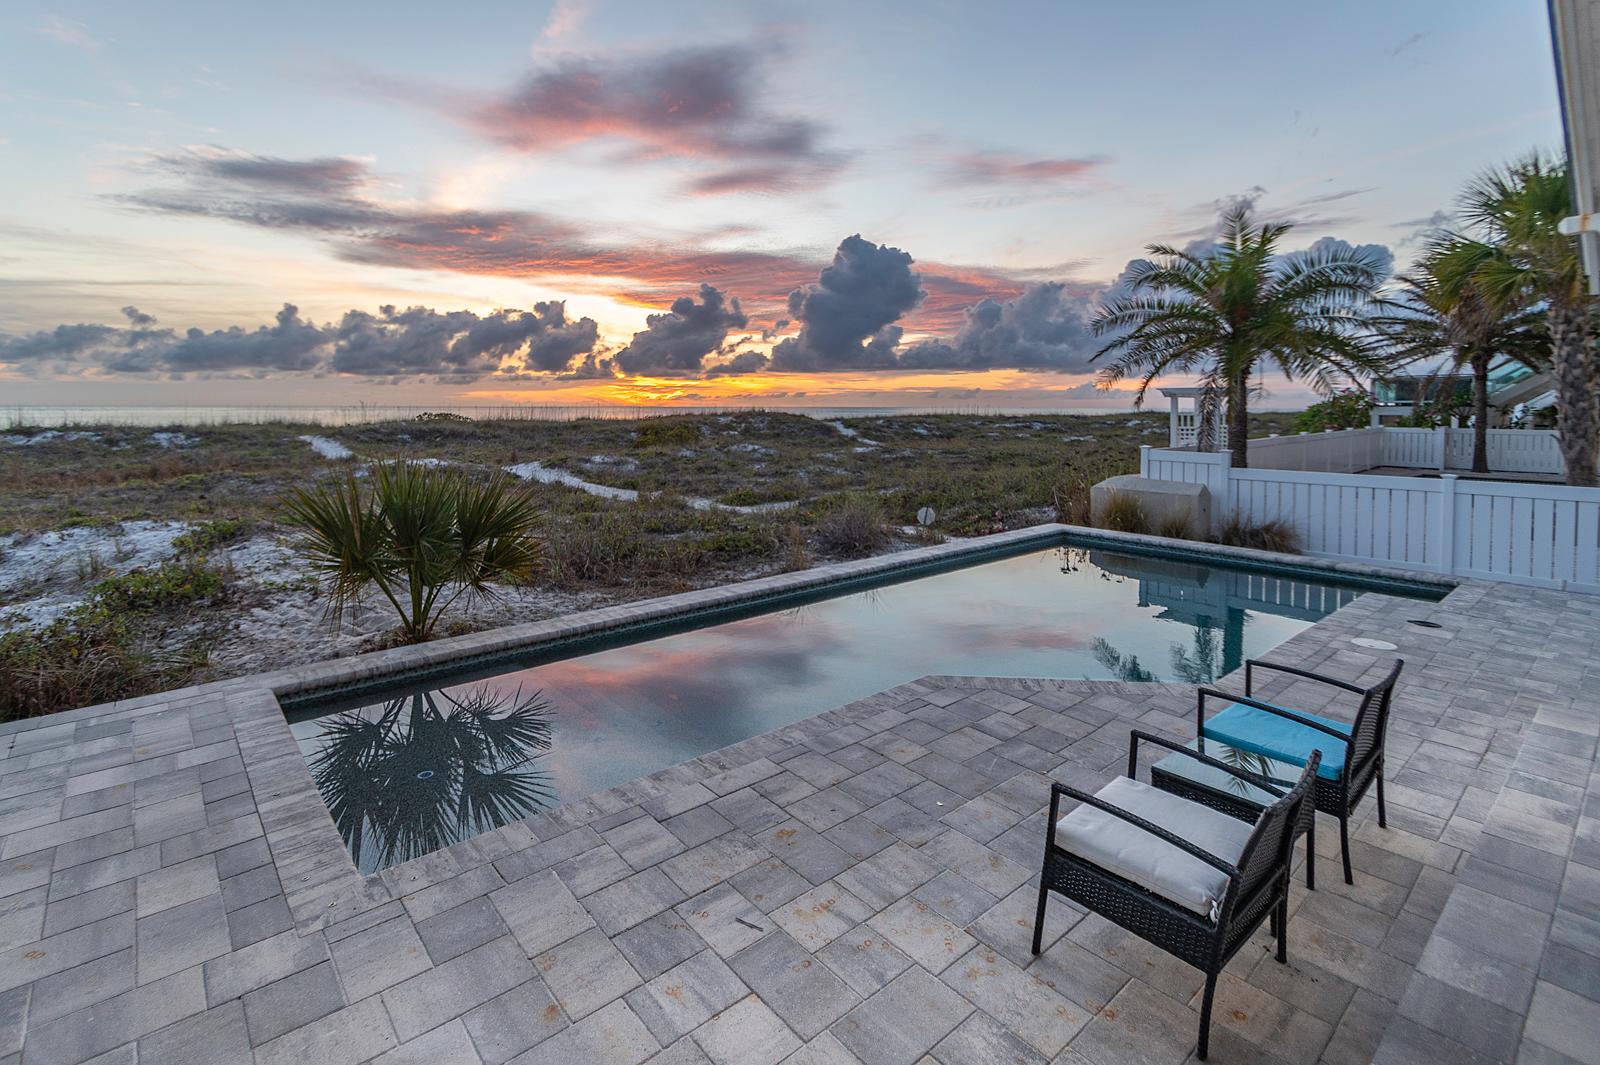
[286,540,1439,872]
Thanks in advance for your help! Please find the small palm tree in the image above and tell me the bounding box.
[285,462,542,642]
[310,687,554,872]
[1373,237,1547,474]
[1092,206,1390,468]
[1454,156,1596,485]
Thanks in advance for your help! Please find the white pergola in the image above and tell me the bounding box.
[1551,0,1600,294]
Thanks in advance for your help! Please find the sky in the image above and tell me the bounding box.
[0,0,1567,411]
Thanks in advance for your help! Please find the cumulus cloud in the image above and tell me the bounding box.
[613,284,749,377]
[1282,236,1395,282]
[0,301,600,380]
[330,304,588,377]
[121,305,157,327]
[768,235,924,371]
[705,351,769,376]
[899,282,1099,372]
[115,303,327,373]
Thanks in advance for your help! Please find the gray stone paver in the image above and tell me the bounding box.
[0,553,1596,1063]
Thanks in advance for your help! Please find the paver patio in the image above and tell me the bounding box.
[1,568,1597,1064]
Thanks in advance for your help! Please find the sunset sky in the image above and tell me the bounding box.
[0,0,1567,410]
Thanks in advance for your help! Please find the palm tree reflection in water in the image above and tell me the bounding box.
[309,686,555,872]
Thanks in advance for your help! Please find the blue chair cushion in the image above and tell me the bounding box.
[1202,702,1351,780]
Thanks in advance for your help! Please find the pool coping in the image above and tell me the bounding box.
[0,522,1457,739]
[0,524,1461,942]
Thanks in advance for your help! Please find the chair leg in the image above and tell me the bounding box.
[1376,762,1388,829]
[1305,823,1316,891]
[1198,971,1218,1060]
[1339,814,1353,885]
[1276,896,1288,963]
[1031,880,1049,955]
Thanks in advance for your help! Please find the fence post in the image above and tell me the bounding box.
[1438,474,1458,575]
[1140,444,1151,477]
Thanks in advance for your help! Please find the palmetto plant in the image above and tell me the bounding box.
[309,686,555,872]
[1372,238,1547,474]
[1453,156,1595,485]
[284,462,542,642]
[1092,205,1390,468]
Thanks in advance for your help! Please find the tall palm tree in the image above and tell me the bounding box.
[1372,237,1547,474]
[1455,156,1596,485]
[309,686,554,872]
[1093,206,1390,468]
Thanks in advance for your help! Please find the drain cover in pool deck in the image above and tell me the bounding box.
[1350,637,1399,651]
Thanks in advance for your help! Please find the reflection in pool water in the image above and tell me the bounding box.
[290,544,1402,872]
[307,687,554,871]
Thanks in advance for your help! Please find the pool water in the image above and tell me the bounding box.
[286,542,1419,873]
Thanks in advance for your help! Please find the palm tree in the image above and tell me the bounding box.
[1093,206,1390,468]
[285,462,542,642]
[1454,157,1596,485]
[309,686,555,872]
[1372,237,1547,474]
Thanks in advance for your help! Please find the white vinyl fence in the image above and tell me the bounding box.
[1142,445,1600,592]
[1216,426,1568,477]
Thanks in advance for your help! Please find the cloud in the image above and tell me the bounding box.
[899,282,1099,372]
[103,304,329,373]
[937,151,1105,188]
[454,43,835,191]
[0,301,600,380]
[0,323,123,362]
[121,306,157,327]
[613,284,748,377]
[37,16,99,50]
[705,351,769,376]
[768,235,924,371]
[112,151,1028,332]
[152,149,369,196]
[538,0,588,43]
[1285,236,1395,282]
[330,302,599,377]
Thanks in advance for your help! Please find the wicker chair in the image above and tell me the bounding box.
[1032,731,1320,1060]
[1198,657,1402,885]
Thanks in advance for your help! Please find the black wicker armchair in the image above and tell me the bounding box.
[1032,731,1320,1060]
[1198,657,1402,885]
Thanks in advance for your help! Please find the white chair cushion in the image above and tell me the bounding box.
[1054,776,1256,920]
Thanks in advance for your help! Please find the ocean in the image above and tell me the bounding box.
[0,404,1141,428]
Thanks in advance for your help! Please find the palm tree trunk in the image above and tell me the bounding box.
[1550,302,1598,487]
[1227,376,1249,468]
[1471,351,1490,475]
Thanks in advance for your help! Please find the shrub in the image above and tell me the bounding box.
[780,524,811,572]
[1097,492,1149,534]
[414,411,471,422]
[815,494,888,557]
[1052,479,1091,525]
[633,420,701,449]
[172,518,246,555]
[1217,514,1302,553]
[1155,513,1193,540]
[284,463,542,642]
[0,557,226,722]
[1293,390,1373,433]
[92,559,225,613]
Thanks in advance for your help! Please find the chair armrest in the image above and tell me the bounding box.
[1048,782,1240,877]
[1245,659,1366,698]
[1126,730,1287,798]
[1198,688,1352,745]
